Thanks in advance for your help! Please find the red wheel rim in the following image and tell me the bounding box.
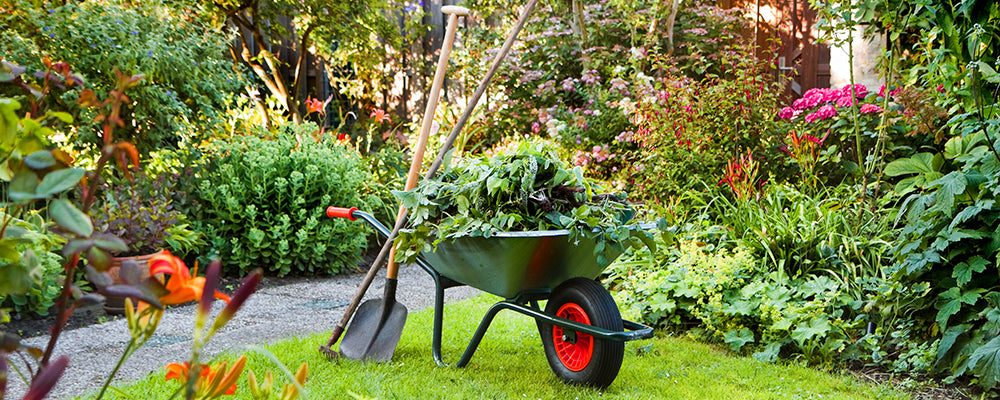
[552,302,594,371]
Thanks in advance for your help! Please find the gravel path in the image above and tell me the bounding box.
[6,264,481,399]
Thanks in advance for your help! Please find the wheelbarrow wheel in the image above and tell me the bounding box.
[539,277,624,388]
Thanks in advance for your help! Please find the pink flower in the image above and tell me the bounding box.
[778,106,797,120]
[816,104,837,120]
[804,112,820,123]
[561,77,577,92]
[792,93,822,110]
[580,69,600,85]
[370,108,391,124]
[610,78,629,94]
[305,98,325,115]
[841,84,868,98]
[937,84,945,93]
[836,96,857,108]
[860,103,883,114]
[877,84,902,98]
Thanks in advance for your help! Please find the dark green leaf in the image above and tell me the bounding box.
[938,324,970,363]
[969,336,1000,388]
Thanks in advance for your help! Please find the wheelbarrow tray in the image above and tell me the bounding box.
[418,230,619,299]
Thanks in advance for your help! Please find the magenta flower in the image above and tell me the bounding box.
[792,93,822,110]
[841,84,868,98]
[816,104,837,120]
[859,103,883,113]
[836,96,857,108]
[778,106,797,120]
[804,112,820,123]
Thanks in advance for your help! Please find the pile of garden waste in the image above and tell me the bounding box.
[392,142,654,265]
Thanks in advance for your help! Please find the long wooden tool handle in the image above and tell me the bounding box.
[386,6,468,281]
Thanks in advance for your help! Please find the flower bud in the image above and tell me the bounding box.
[212,269,262,331]
[199,260,222,315]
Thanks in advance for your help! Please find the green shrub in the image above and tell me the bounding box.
[609,182,899,367]
[883,116,1000,387]
[0,212,66,317]
[609,238,874,366]
[456,0,749,191]
[632,44,786,201]
[193,122,374,276]
[0,0,245,154]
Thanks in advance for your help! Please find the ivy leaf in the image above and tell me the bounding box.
[969,336,1000,389]
[724,328,755,352]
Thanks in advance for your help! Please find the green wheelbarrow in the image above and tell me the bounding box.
[327,207,655,389]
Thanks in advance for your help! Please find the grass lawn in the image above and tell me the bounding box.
[94,295,909,400]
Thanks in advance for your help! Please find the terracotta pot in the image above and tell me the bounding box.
[104,250,165,313]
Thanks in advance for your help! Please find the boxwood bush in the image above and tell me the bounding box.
[192,123,375,276]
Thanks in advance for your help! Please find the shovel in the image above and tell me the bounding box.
[337,5,470,362]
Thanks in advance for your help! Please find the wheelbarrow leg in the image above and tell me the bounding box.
[431,273,447,366]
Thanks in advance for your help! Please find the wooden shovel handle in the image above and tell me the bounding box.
[386,10,464,280]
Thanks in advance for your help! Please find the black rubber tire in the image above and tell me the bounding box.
[539,277,624,388]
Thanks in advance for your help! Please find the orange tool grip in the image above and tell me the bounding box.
[326,207,359,221]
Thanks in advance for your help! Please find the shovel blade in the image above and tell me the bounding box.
[339,298,407,362]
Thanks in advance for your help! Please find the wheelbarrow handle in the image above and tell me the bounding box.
[326,206,359,221]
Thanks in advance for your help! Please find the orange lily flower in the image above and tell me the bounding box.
[149,251,230,306]
[165,356,246,398]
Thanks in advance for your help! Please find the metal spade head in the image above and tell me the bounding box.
[338,280,408,362]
